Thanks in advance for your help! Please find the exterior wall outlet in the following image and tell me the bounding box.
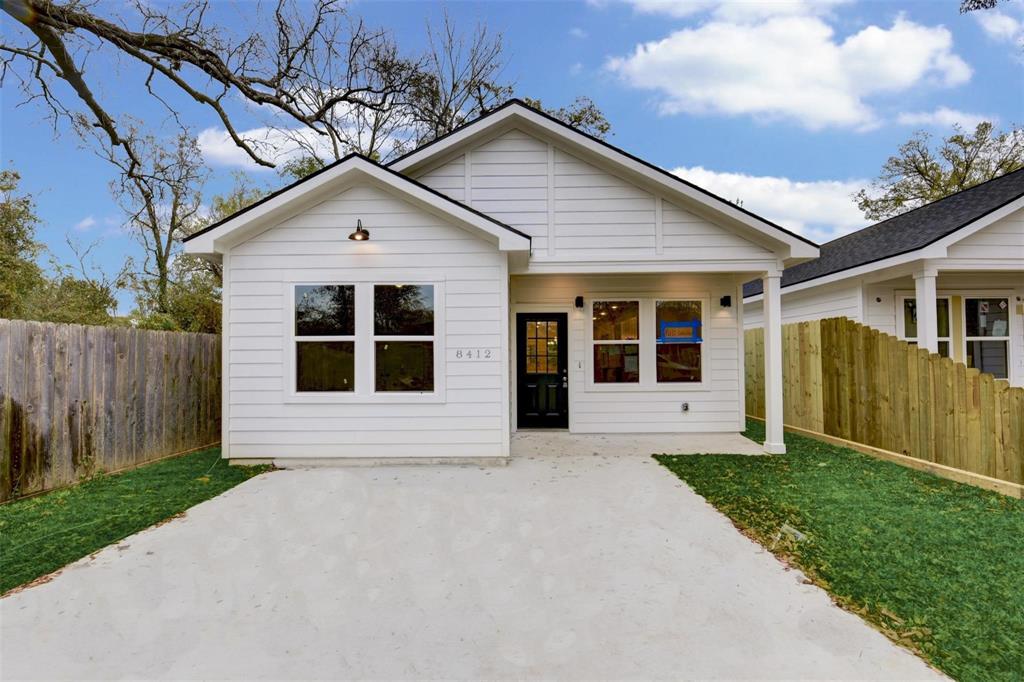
[681,402,689,413]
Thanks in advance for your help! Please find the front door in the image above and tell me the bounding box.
[516,313,568,428]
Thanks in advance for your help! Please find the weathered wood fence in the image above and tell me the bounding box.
[0,319,221,502]
[746,317,1024,489]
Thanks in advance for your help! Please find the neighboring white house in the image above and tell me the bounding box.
[185,100,818,462]
[744,169,1024,387]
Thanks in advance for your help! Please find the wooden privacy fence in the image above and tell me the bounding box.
[746,317,1024,490]
[0,319,221,502]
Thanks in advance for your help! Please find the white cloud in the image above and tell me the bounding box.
[73,216,97,232]
[975,10,1024,43]
[672,166,867,242]
[897,107,994,130]
[569,62,584,76]
[625,0,850,21]
[197,126,335,171]
[606,15,971,130]
[569,27,588,39]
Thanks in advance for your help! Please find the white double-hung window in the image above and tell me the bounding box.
[965,297,1010,379]
[592,300,640,383]
[655,300,703,383]
[589,297,705,387]
[294,284,356,392]
[289,282,441,399]
[373,284,435,392]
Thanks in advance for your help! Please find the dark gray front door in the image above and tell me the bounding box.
[516,313,568,428]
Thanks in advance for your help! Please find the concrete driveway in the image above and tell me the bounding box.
[1,453,941,680]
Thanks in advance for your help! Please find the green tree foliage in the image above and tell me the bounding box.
[522,96,612,139]
[280,155,328,182]
[0,170,46,318]
[854,122,1024,221]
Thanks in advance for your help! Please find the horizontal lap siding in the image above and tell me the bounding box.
[228,184,506,459]
[946,210,1024,260]
[744,283,862,329]
[512,273,742,433]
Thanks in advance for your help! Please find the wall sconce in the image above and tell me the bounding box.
[348,219,370,241]
[574,296,584,309]
[719,295,732,308]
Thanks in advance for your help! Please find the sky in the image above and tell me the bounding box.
[3,0,1023,313]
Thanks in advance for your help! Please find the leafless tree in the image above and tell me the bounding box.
[1,0,417,179]
[406,11,512,146]
[104,127,208,314]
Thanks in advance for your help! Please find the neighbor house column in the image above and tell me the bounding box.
[913,265,939,354]
[762,271,786,455]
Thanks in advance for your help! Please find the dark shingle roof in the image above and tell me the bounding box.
[744,167,1024,297]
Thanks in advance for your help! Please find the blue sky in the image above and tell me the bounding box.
[4,0,1023,312]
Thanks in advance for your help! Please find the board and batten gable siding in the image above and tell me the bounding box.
[226,183,508,459]
[511,273,744,432]
[744,282,863,329]
[414,128,775,264]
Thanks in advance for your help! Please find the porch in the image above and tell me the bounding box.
[511,430,764,457]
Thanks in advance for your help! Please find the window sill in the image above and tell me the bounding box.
[583,382,711,393]
[283,390,446,404]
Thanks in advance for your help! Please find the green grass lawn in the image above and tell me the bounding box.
[0,448,269,595]
[656,420,1024,681]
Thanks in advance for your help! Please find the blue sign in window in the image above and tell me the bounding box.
[658,320,702,343]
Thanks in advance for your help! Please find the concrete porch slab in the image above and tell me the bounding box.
[511,430,764,457]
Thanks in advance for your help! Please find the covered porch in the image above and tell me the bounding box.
[511,430,764,457]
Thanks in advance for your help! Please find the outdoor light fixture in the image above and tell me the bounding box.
[719,295,732,308]
[574,296,584,309]
[348,219,370,241]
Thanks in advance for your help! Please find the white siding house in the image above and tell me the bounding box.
[186,100,818,462]
[744,174,1024,387]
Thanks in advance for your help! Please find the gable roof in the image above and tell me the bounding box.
[183,154,531,254]
[390,99,818,262]
[744,167,1024,297]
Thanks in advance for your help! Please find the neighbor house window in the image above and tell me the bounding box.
[593,300,639,383]
[655,300,702,383]
[294,285,355,392]
[374,284,435,391]
[965,297,1010,379]
[902,297,951,357]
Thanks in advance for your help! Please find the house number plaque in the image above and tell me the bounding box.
[451,349,493,360]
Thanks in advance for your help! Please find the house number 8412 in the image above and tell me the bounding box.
[455,349,492,359]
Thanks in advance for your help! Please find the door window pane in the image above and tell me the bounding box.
[966,340,1008,379]
[295,285,354,336]
[296,341,354,391]
[376,341,434,391]
[374,285,434,336]
[594,344,639,383]
[965,298,1009,337]
[593,301,639,340]
[657,344,702,383]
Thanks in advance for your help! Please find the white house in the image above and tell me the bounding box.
[744,169,1024,387]
[185,100,818,463]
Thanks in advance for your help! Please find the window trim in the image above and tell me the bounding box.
[963,295,1011,379]
[283,280,445,404]
[584,294,711,393]
[897,294,952,358]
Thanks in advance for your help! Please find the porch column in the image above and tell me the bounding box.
[762,271,786,454]
[913,266,939,354]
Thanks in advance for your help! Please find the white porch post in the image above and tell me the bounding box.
[913,265,939,354]
[762,271,786,454]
